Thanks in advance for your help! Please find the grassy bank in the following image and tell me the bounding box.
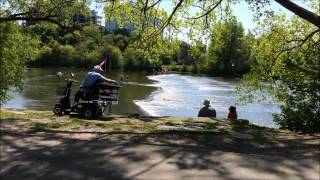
[1,109,306,146]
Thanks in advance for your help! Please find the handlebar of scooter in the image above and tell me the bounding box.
[64,78,80,83]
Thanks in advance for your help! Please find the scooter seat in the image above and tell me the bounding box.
[81,91,98,101]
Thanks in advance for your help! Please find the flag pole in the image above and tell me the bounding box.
[105,56,107,77]
[108,54,111,78]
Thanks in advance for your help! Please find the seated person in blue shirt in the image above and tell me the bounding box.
[74,65,117,104]
[198,99,216,118]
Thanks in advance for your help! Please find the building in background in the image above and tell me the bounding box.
[105,15,160,33]
[73,10,102,25]
[105,14,135,33]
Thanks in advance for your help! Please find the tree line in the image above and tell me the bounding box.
[23,17,253,76]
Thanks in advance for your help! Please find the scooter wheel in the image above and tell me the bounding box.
[83,109,93,118]
[95,108,103,117]
[53,105,62,115]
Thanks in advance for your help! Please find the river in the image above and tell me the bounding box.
[3,68,280,127]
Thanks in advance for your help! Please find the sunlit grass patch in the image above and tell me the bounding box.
[0,111,22,120]
[1,110,55,120]
[32,122,63,130]
[1,109,281,144]
[163,121,178,126]
[142,123,157,132]
[96,123,126,131]
[203,122,219,130]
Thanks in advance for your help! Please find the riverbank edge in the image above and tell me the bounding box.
[1,109,319,146]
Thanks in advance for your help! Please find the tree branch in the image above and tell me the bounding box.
[157,0,184,35]
[0,15,71,31]
[143,0,149,29]
[274,0,320,28]
[146,0,161,11]
[188,0,223,20]
[274,29,320,61]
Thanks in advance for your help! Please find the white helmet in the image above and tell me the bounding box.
[203,99,210,106]
[93,65,103,72]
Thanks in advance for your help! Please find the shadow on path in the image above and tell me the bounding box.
[1,129,319,180]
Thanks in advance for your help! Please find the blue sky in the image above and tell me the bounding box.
[91,0,312,31]
[158,0,311,31]
[230,0,312,30]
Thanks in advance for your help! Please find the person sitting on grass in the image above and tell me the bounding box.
[198,99,216,118]
[228,106,238,121]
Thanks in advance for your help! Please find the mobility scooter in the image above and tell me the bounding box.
[53,72,120,118]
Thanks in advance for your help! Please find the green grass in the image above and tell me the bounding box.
[231,123,250,132]
[96,123,127,130]
[143,123,157,132]
[250,134,276,145]
[217,128,231,135]
[68,118,91,126]
[203,122,219,130]
[164,121,179,126]
[1,111,55,122]
[32,122,63,130]
[1,109,279,145]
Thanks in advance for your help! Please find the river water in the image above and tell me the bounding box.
[3,68,280,127]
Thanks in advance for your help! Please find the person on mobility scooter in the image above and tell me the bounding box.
[74,65,117,105]
[53,65,119,118]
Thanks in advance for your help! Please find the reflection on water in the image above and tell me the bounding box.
[135,74,280,127]
[3,68,280,127]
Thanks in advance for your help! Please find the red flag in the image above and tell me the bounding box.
[99,57,107,70]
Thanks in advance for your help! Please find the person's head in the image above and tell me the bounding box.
[203,99,210,107]
[229,106,236,112]
[92,65,103,73]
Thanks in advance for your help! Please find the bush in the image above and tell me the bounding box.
[123,47,150,71]
[0,23,39,103]
[102,45,123,69]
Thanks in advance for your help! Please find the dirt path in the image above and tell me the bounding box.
[1,110,319,180]
[1,122,319,180]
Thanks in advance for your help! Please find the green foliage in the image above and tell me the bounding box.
[1,0,91,28]
[0,23,39,104]
[237,14,320,133]
[122,47,153,71]
[273,34,320,133]
[205,17,252,76]
[103,45,123,69]
[113,34,129,51]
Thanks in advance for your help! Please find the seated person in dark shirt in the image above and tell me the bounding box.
[74,65,117,104]
[198,99,216,117]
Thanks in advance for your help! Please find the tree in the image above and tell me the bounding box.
[103,0,180,64]
[0,0,91,31]
[236,14,320,133]
[0,23,39,104]
[206,17,251,76]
